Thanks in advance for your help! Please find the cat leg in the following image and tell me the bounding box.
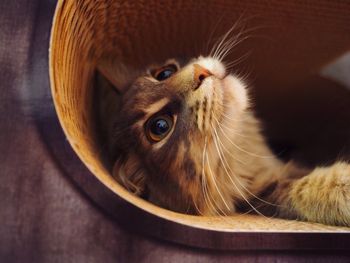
[286,162,350,226]
[248,162,350,226]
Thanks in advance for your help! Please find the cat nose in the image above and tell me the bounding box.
[193,64,212,90]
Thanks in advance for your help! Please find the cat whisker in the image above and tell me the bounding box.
[204,15,225,56]
[216,34,240,61]
[215,122,251,139]
[224,51,252,70]
[202,137,231,216]
[210,125,268,218]
[211,113,250,139]
[203,137,243,224]
[212,127,264,216]
[212,113,279,210]
[185,201,192,214]
[201,136,220,215]
[213,102,250,122]
[212,122,247,165]
[212,125,281,208]
[192,153,206,216]
[215,121,275,159]
[202,172,226,216]
[213,117,267,142]
[192,197,205,216]
[215,24,261,62]
[211,17,246,60]
[204,137,232,211]
[210,24,236,59]
[230,67,255,87]
[209,13,251,59]
[216,28,251,62]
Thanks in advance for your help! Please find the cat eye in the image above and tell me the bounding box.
[151,64,177,81]
[146,114,174,142]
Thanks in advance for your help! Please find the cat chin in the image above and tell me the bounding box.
[222,75,249,112]
[196,56,248,112]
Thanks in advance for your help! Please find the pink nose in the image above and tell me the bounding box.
[193,64,212,89]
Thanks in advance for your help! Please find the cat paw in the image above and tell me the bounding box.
[290,162,350,226]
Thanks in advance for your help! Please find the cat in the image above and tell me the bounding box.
[96,54,350,227]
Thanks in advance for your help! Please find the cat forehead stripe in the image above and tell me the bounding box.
[145,97,170,115]
[133,97,171,127]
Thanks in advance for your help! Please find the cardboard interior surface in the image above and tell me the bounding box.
[49,0,350,233]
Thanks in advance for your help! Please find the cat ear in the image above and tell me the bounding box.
[112,155,147,197]
[97,57,138,93]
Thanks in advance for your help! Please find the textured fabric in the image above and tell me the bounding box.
[1,0,350,261]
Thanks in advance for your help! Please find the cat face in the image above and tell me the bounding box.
[112,56,248,214]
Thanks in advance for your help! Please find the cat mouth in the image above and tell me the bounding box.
[189,57,247,131]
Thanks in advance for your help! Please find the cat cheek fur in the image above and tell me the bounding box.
[113,155,147,197]
[223,75,249,113]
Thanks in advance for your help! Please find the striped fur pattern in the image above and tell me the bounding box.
[99,55,350,227]
[97,29,350,226]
